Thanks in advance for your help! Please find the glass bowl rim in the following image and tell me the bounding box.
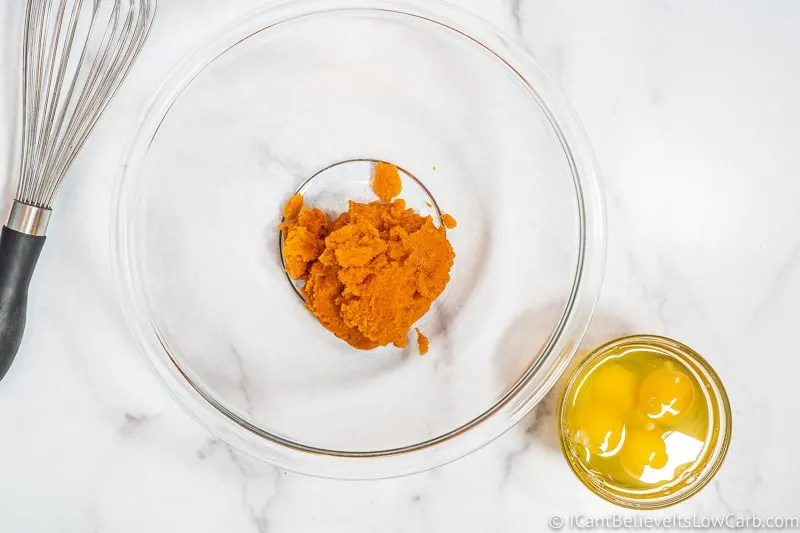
[112,0,607,479]
[557,334,733,509]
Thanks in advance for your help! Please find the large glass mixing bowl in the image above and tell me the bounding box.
[114,0,606,479]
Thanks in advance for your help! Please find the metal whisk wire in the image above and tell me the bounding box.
[18,0,156,209]
[0,0,156,382]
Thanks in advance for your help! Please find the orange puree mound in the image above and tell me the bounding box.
[281,201,455,351]
[373,161,402,202]
[416,328,429,355]
[280,162,455,353]
[285,199,455,350]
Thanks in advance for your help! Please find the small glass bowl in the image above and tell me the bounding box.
[558,335,732,509]
[114,0,605,479]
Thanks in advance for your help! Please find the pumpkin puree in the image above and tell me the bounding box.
[280,162,455,352]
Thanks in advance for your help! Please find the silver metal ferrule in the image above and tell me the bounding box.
[6,201,51,236]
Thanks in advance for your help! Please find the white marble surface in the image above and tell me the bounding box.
[1,0,799,531]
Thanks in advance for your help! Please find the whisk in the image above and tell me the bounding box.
[0,0,156,380]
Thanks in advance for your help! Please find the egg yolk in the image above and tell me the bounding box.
[638,367,695,423]
[623,407,658,432]
[585,363,639,412]
[572,403,626,458]
[619,428,669,479]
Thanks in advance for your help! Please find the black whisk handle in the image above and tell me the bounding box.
[0,226,45,381]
